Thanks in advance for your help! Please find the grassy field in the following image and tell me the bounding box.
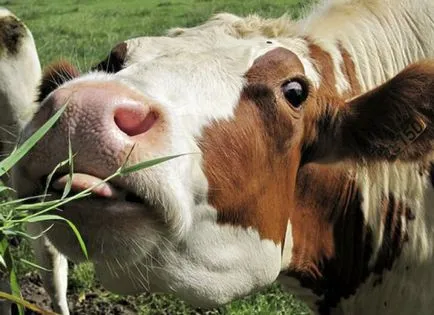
[4,0,313,314]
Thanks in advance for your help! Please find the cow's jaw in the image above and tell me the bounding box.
[92,203,282,306]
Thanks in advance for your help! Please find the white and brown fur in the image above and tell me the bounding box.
[92,1,434,314]
[7,1,434,315]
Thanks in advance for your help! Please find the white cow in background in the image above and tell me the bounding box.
[0,8,40,162]
[0,8,41,315]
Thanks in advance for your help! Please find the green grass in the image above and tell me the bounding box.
[3,0,313,314]
[5,0,311,67]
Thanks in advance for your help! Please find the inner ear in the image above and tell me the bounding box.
[37,60,80,103]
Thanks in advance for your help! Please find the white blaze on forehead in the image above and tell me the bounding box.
[123,31,242,66]
[123,35,321,96]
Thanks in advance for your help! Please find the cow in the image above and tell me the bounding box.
[5,0,434,314]
[0,8,41,171]
[0,8,40,315]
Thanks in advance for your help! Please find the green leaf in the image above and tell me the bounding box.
[0,185,14,194]
[0,291,58,315]
[120,154,189,175]
[25,214,68,223]
[0,254,5,269]
[0,237,23,315]
[0,237,7,270]
[0,103,67,177]
[6,225,53,240]
[14,199,61,211]
[0,237,8,266]
[61,131,74,199]
[64,219,88,259]
[25,215,88,259]
[43,159,69,200]
[19,258,52,272]
[9,266,23,315]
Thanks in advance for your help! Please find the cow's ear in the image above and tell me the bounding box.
[305,60,434,163]
[37,60,79,103]
[91,41,127,73]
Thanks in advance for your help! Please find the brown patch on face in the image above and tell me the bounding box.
[37,60,80,103]
[340,45,361,96]
[308,41,337,96]
[305,39,361,99]
[200,48,306,244]
[299,40,365,164]
[92,42,127,73]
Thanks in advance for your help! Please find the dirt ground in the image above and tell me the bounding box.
[17,272,138,315]
[15,272,226,315]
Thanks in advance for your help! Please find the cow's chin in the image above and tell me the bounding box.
[37,194,164,265]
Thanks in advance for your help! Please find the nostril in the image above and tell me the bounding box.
[114,107,158,137]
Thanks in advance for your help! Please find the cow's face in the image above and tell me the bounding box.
[13,38,434,306]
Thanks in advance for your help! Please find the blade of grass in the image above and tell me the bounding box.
[5,225,53,240]
[0,255,5,269]
[0,237,23,315]
[25,215,88,259]
[14,200,61,211]
[43,159,69,200]
[120,154,190,175]
[0,291,58,315]
[0,103,67,177]
[0,186,14,194]
[61,130,74,199]
[0,195,52,208]
[19,259,52,272]
[9,263,23,315]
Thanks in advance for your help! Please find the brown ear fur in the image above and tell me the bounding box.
[308,60,434,163]
[37,60,79,103]
[91,42,127,73]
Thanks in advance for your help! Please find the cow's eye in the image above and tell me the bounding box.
[281,79,308,108]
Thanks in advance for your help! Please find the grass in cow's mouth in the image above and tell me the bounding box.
[47,174,147,205]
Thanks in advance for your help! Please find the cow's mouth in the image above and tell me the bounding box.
[27,171,163,264]
[42,173,147,205]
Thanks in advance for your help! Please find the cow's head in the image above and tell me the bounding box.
[13,39,434,306]
[0,8,41,162]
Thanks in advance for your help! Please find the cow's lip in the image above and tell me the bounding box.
[42,172,147,205]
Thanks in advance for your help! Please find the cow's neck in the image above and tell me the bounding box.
[340,160,434,315]
[280,160,434,314]
[280,163,370,313]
